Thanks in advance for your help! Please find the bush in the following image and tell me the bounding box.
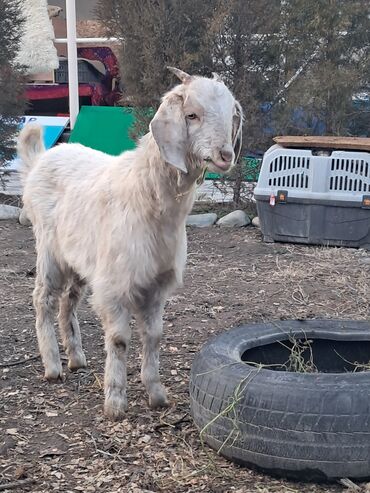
[0,0,26,172]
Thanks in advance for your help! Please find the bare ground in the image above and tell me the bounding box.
[0,219,369,493]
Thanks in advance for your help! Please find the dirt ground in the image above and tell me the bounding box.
[1,219,369,493]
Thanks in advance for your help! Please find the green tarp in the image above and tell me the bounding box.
[69,106,136,155]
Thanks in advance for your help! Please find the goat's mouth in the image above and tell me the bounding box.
[204,157,232,173]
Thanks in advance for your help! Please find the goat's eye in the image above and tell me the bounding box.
[186,113,197,120]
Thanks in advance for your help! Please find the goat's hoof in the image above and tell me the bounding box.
[44,366,63,383]
[104,393,128,421]
[149,386,169,409]
[68,352,87,371]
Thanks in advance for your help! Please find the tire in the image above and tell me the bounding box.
[189,319,370,481]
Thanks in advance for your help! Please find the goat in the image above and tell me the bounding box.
[18,67,243,420]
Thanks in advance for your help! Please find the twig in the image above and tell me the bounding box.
[84,430,126,462]
[334,349,370,372]
[155,413,190,431]
[0,354,40,368]
[339,478,362,491]
[0,478,36,491]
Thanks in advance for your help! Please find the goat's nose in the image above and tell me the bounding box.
[220,145,234,163]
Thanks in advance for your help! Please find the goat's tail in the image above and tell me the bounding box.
[17,124,45,182]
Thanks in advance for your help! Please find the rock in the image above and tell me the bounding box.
[252,216,260,228]
[217,210,250,227]
[186,213,217,227]
[19,207,32,226]
[0,204,21,220]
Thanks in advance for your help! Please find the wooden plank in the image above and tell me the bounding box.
[274,136,370,152]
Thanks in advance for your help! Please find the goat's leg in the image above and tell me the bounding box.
[99,303,131,420]
[136,300,169,409]
[33,259,65,382]
[58,275,87,371]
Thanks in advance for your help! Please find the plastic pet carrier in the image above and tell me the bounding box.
[254,144,370,249]
[55,59,104,84]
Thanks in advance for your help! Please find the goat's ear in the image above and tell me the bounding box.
[212,72,223,82]
[167,66,192,84]
[150,95,188,174]
[232,100,244,164]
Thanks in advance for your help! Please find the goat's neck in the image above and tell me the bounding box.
[135,134,204,217]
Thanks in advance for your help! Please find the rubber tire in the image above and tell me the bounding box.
[189,319,370,481]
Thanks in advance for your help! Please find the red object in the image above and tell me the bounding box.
[25,47,121,107]
[26,83,94,100]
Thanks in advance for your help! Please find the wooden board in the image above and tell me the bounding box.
[274,136,370,152]
[28,71,55,83]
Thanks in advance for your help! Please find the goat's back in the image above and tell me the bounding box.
[23,143,124,272]
[23,143,117,221]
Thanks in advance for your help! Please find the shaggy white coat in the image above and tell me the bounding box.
[16,0,59,74]
[18,68,243,420]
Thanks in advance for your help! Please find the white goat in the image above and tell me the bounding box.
[18,67,243,420]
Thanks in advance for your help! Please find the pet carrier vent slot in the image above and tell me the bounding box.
[268,155,310,190]
[329,157,370,192]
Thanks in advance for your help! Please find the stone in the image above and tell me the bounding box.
[217,210,250,227]
[19,207,32,226]
[0,204,21,220]
[252,216,260,228]
[186,213,217,227]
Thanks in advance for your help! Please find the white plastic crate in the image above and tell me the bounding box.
[255,145,370,202]
[254,145,370,249]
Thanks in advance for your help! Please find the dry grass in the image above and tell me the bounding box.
[278,334,318,373]
[334,350,370,373]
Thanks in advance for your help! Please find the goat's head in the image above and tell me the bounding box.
[150,67,243,174]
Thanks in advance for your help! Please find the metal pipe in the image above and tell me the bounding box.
[65,0,79,129]
[54,37,119,44]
